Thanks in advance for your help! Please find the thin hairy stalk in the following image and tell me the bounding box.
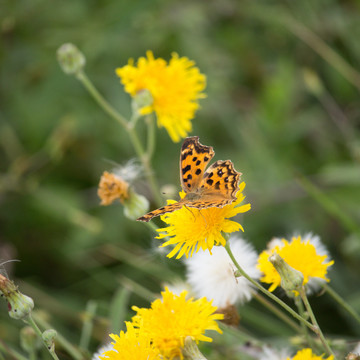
[322,283,360,325]
[31,313,84,360]
[299,287,336,358]
[294,295,316,349]
[24,315,60,360]
[224,241,314,330]
[76,71,162,206]
[146,113,156,161]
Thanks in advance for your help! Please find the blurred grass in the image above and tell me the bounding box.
[1,0,360,358]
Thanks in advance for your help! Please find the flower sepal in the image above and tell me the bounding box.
[269,253,304,296]
[182,337,208,360]
[0,274,34,320]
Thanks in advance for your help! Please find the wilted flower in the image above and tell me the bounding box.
[98,170,149,220]
[0,274,34,320]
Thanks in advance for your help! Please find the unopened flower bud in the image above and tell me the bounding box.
[123,189,149,221]
[269,253,304,296]
[132,89,153,116]
[57,43,85,75]
[0,274,34,320]
[182,336,207,360]
[20,326,39,353]
[42,329,57,352]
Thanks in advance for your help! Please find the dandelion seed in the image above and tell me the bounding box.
[186,236,260,307]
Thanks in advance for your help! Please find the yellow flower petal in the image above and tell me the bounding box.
[288,348,334,360]
[101,322,160,360]
[116,51,206,142]
[257,236,334,293]
[131,288,223,360]
[157,182,251,259]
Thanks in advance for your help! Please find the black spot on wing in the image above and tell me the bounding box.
[195,168,201,175]
[182,165,191,175]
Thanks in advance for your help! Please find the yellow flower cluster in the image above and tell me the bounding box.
[157,182,251,259]
[101,288,223,360]
[257,236,334,292]
[288,348,334,360]
[116,51,206,143]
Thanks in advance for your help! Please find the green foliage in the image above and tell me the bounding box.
[1,0,360,358]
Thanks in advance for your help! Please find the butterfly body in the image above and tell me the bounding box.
[137,136,242,222]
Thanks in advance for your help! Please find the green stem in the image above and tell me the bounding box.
[299,287,336,358]
[76,71,162,206]
[76,71,128,129]
[0,341,27,360]
[322,283,360,325]
[29,349,36,360]
[145,220,160,234]
[31,313,84,360]
[128,126,162,206]
[294,295,316,349]
[253,292,302,333]
[24,315,60,360]
[79,300,97,351]
[146,113,156,161]
[224,241,314,330]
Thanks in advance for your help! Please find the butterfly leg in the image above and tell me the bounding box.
[183,205,197,221]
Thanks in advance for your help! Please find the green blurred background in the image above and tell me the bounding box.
[1,0,360,358]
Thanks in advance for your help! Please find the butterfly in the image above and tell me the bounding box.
[137,136,242,222]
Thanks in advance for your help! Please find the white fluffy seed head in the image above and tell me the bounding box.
[185,236,260,308]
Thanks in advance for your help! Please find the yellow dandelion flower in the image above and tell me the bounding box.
[100,322,160,360]
[132,287,223,360]
[98,171,129,206]
[116,51,206,142]
[157,182,251,259]
[257,236,334,292]
[288,348,334,360]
